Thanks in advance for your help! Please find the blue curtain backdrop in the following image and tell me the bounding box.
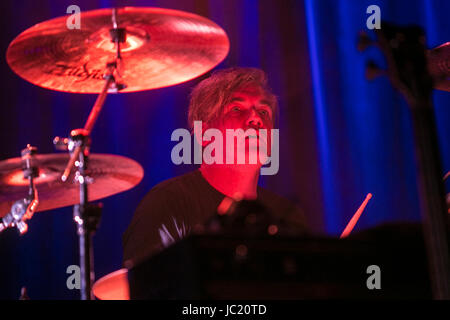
[0,0,448,299]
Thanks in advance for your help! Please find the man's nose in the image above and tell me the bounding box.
[246,108,263,128]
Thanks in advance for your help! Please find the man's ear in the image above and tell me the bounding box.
[193,120,210,147]
[200,122,212,147]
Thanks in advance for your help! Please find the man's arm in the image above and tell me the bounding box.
[259,188,310,235]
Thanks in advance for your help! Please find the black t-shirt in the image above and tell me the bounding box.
[122,170,308,265]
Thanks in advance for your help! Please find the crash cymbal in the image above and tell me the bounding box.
[0,153,143,217]
[428,42,450,92]
[6,7,229,93]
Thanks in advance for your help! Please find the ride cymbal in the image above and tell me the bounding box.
[6,7,229,93]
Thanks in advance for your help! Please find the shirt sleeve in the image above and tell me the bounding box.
[122,185,190,266]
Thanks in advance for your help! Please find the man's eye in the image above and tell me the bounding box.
[231,106,241,112]
[259,109,269,117]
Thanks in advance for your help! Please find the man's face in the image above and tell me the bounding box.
[206,85,274,166]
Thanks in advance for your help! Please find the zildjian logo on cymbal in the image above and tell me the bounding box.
[45,62,104,82]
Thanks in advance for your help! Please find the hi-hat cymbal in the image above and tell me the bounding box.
[6,7,229,93]
[428,42,450,92]
[0,153,144,217]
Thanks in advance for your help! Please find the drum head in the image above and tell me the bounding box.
[92,268,129,300]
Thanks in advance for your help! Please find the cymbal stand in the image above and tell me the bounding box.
[56,8,126,300]
[0,145,39,235]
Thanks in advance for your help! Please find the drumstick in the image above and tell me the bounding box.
[340,193,373,239]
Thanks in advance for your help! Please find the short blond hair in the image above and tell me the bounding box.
[188,67,278,130]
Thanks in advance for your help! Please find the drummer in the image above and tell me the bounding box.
[122,67,308,266]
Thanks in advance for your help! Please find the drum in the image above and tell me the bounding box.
[92,268,130,300]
